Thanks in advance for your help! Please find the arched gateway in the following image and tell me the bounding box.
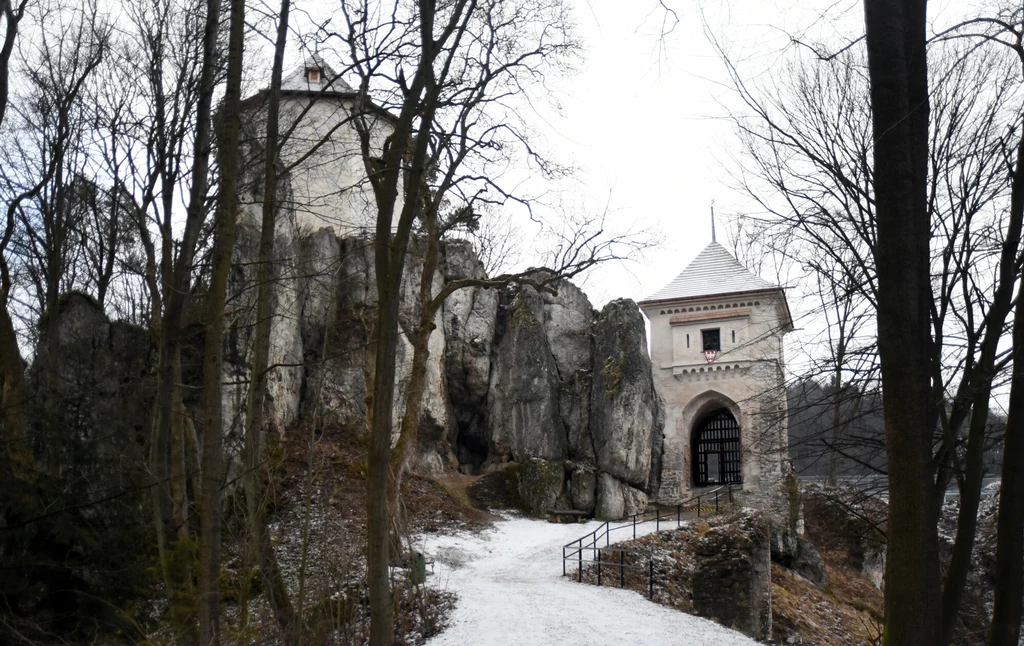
[638,241,793,507]
[692,408,742,486]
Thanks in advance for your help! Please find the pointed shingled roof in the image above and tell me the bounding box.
[640,242,780,304]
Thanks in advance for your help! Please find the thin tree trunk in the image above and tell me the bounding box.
[0,1,31,484]
[170,374,191,540]
[828,357,843,488]
[237,0,297,641]
[367,249,401,646]
[863,0,940,644]
[987,141,1024,646]
[940,131,1024,646]
[149,0,222,635]
[196,0,245,636]
[390,217,441,507]
[362,4,456,642]
[0,292,33,482]
[1,0,28,132]
[986,328,1024,645]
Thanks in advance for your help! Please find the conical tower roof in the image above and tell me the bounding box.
[640,242,780,304]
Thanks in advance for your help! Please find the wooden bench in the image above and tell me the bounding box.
[546,509,589,523]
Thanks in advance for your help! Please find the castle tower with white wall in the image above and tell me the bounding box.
[638,242,793,509]
[239,55,399,236]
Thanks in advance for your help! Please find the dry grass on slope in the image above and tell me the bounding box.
[217,422,489,645]
[771,562,882,646]
[769,488,886,645]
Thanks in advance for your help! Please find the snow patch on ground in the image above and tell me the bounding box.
[419,515,760,646]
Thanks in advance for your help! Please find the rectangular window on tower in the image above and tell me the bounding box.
[702,328,721,352]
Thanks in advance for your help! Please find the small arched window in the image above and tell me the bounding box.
[692,408,742,486]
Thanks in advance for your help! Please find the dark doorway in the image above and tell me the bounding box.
[692,408,741,486]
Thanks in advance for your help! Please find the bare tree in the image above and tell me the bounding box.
[239,0,299,639]
[0,0,27,130]
[862,2,939,642]
[323,2,659,642]
[0,0,33,489]
[195,0,246,638]
[145,0,223,636]
[711,2,1024,641]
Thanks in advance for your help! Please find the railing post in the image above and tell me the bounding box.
[648,557,654,599]
[698,496,702,518]
[562,547,566,576]
[677,503,681,527]
[656,509,660,531]
[620,550,625,588]
[598,552,602,587]
[578,542,582,582]
[716,489,719,512]
[633,514,636,539]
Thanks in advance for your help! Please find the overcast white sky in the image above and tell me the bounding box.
[265,0,869,311]
[541,0,865,309]
[262,0,978,386]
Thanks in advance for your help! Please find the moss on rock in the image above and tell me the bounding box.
[509,458,568,517]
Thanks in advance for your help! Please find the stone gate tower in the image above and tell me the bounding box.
[638,242,793,508]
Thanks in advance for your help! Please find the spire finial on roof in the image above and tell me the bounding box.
[710,200,716,243]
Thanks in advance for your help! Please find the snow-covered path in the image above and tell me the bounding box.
[420,516,759,646]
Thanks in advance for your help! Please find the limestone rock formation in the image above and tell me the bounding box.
[569,463,597,514]
[299,230,363,430]
[541,280,595,463]
[443,241,499,471]
[691,511,773,641]
[32,294,155,449]
[511,458,570,516]
[595,471,649,519]
[486,286,567,465]
[218,227,664,518]
[590,299,665,492]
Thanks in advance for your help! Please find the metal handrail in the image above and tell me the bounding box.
[561,483,736,597]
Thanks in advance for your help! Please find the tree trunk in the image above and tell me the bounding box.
[367,249,401,646]
[863,0,940,644]
[239,0,297,639]
[197,0,245,637]
[149,0,222,635]
[390,213,441,508]
[986,300,1024,645]
[828,361,842,488]
[0,0,26,131]
[0,296,33,482]
[360,5,468,643]
[987,141,1024,646]
[0,1,31,484]
[940,128,1024,646]
[170,374,191,540]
